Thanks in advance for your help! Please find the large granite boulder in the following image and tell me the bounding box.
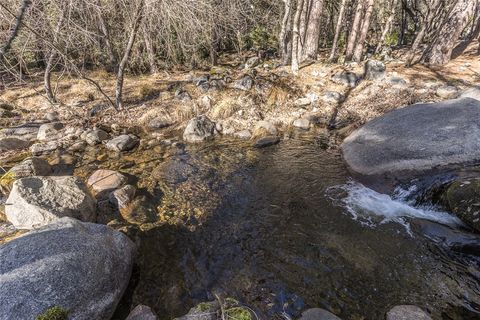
[5,176,96,229]
[0,217,135,320]
[342,98,480,186]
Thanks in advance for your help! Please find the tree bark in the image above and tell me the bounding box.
[44,6,66,104]
[0,0,31,59]
[375,0,399,54]
[96,0,116,69]
[291,0,305,73]
[405,0,441,66]
[345,0,364,61]
[352,0,375,61]
[329,0,348,61]
[423,0,476,65]
[279,0,293,65]
[302,0,326,61]
[115,0,144,110]
[298,0,310,58]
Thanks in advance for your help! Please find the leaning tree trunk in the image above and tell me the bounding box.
[44,7,66,104]
[345,0,364,61]
[329,0,348,61]
[405,0,441,66]
[375,0,399,54]
[302,0,326,61]
[0,0,31,59]
[115,0,144,110]
[352,0,375,62]
[291,0,305,73]
[423,0,476,65]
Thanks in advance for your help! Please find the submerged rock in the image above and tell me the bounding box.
[106,134,139,152]
[87,169,127,193]
[183,115,216,143]
[444,179,480,231]
[298,308,342,320]
[253,136,280,148]
[0,217,135,320]
[6,176,96,229]
[386,305,432,320]
[126,305,158,320]
[341,98,480,185]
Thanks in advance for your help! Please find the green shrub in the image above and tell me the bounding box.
[36,306,69,320]
[246,25,277,51]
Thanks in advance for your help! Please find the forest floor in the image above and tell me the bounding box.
[1,41,479,148]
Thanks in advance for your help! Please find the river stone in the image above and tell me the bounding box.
[1,123,40,141]
[298,308,342,320]
[444,179,480,231]
[331,71,358,87]
[0,217,135,320]
[341,98,480,181]
[294,97,312,107]
[148,118,172,130]
[10,157,52,178]
[85,129,109,145]
[436,85,458,99]
[254,120,277,136]
[233,75,253,91]
[364,60,386,80]
[37,122,63,141]
[106,134,139,152]
[30,141,59,156]
[183,115,216,143]
[87,169,127,193]
[234,130,252,140]
[460,87,480,101]
[0,137,31,151]
[5,176,96,229]
[126,305,158,320]
[45,111,59,121]
[253,136,280,148]
[293,118,310,130]
[245,56,261,69]
[323,91,344,103]
[386,305,432,320]
[109,184,136,211]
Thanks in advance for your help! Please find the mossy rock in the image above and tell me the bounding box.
[445,179,480,231]
[36,306,69,320]
[225,307,252,320]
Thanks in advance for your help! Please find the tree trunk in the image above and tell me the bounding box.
[115,0,144,110]
[375,0,399,54]
[143,26,158,73]
[279,0,293,65]
[423,0,476,65]
[329,0,348,61]
[291,0,305,73]
[298,0,310,58]
[345,0,364,61]
[96,0,116,70]
[44,6,66,104]
[405,0,441,66]
[352,0,375,61]
[302,0,326,61]
[0,0,31,59]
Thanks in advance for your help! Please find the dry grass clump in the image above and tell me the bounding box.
[209,96,240,119]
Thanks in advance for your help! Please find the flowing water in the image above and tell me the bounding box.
[98,132,480,320]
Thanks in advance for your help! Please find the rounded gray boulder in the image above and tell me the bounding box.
[0,217,135,320]
[341,98,480,184]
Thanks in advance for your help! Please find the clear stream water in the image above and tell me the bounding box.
[100,132,480,320]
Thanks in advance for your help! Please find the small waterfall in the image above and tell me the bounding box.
[327,181,463,232]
